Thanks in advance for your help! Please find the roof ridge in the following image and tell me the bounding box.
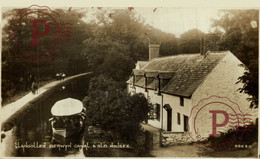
[207,50,231,54]
[133,51,230,97]
[156,53,199,59]
[153,50,231,60]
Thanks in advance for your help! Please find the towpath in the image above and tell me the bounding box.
[0,72,92,125]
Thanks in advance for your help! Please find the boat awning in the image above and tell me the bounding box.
[51,98,83,116]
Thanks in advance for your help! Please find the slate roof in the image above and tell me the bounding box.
[129,51,230,97]
[126,77,133,84]
[147,79,156,89]
[136,61,149,69]
[135,77,146,87]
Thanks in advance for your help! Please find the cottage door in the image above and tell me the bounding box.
[184,115,188,131]
[167,109,172,131]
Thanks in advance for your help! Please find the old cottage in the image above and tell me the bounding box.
[127,45,257,140]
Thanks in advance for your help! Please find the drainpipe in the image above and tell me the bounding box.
[160,94,164,147]
[145,74,147,92]
[161,94,163,130]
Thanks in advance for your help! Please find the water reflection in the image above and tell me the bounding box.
[1,77,89,157]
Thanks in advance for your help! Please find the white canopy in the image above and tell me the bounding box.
[51,98,83,116]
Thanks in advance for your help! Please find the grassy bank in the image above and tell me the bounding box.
[2,78,55,106]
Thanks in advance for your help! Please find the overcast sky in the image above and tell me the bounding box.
[134,8,220,37]
[83,7,221,37]
[1,7,222,37]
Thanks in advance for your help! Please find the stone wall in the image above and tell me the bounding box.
[161,131,193,146]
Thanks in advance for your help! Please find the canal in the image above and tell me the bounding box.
[1,75,91,157]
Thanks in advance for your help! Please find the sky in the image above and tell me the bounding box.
[82,7,222,37]
[134,8,220,37]
[83,7,221,37]
[0,0,259,37]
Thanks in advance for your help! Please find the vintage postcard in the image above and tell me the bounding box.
[0,0,259,158]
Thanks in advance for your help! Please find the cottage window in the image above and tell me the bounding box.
[180,97,184,106]
[148,103,155,120]
[156,104,160,121]
[184,115,188,131]
[177,112,180,125]
[148,104,160,121]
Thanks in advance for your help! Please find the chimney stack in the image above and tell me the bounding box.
[149,44,160,61]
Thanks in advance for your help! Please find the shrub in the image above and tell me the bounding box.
[207,122,258,151]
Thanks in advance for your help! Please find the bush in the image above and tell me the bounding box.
[207,122,258,151]
[83,75,151,144]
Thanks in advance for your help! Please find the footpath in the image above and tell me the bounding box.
[0,72,91,127]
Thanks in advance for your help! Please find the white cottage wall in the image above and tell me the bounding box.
[191,53,257,137]
[127,83,135,95]
[135,86,147,98]
[163,94,192,132]
[147,89,162,129]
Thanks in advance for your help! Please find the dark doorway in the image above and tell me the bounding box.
[184,115,188,131]
[163,104,172,132]
[167,109,172,131]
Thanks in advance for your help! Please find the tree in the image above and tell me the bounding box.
[237,59,258,108]
[81,9,178,85]
[2,8,92,103]
[2,7,179,103]
[211,10,258,108]
[83,75,151,142]
[177,29,204,53]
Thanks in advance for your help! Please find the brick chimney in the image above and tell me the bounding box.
[149,44,160,61]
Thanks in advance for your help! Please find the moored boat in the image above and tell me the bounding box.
[49,98,86,143]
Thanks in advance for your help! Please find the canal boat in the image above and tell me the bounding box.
[49,98,86,143]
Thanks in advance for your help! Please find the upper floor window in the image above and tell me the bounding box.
[180,97,184,106]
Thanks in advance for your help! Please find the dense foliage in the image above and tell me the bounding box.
[177,29,204,53]
[2,8,258,108]
[207,123,258,151]
[210,10,259,108]
[83,75,151,142]
[2,8,177,102]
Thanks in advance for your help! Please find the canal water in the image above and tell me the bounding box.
[1,76,90,157]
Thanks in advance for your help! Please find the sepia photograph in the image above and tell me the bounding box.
[0,3,259,158]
